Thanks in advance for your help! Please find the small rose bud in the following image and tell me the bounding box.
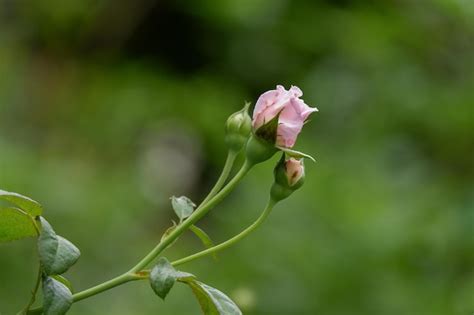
[270,155,305,202]
[252,85,318,148]
[225,103,252,152]
[285,158,305,187]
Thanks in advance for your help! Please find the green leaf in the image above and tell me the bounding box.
[180,278,242,315]
[200,283,242,315]
[175,271,196,280]
[51,275,74,293]
[0,189,42,216]
[171,196,196,220]
[189,225,217,260]
[149,257,178,299]
[42,276,73,315]
[186,281,220,315]
[0,207,38,243]
[255,110,282,144]
[38,217,81,275]
[276,147,316,162]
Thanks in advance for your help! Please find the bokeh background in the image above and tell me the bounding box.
[1,0,473,314]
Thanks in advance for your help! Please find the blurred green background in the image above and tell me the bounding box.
[1,0,473,314]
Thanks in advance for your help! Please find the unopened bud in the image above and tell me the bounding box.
[225,103,252,152]
[270,155,305,202]
[285,158,305,187]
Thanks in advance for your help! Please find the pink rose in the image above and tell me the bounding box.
[285,158,305,186]
[252,85,318,148]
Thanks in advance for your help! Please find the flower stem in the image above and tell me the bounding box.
[200,150,237,206]
[27,273,144,314]
[19,265,42,315]
[171,199,276,267]
[72,273,140,302]
[83,199,278,285]
[129,160,252,273]
[19,214,42,315]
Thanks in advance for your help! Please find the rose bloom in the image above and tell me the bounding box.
[285,158,305,186]
[252,85,318,148]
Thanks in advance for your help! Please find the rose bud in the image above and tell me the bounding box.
[225,102,252,152]
[253,85,317,148]
[245,85,317,165]
[270,155,305,202]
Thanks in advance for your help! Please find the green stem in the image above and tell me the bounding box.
[200,150,237,206]
[129,160,253,273]
[19,214,42,315]
[27,273,144,314]
[171,199,276,267]
[105,199,278,280]
[20,265,42,314]
[72,273,140,302]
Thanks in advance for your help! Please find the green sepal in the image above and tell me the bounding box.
[179,278,242,315]
[0,207,38,243]
[273,153,289,187]
[171,196,196,221]
[276,146,316,162]
[42,275,73,315]
[189,225,217,260]
[0,189,42,216]
[254,110,282,145]
[149,257,178,300]
[38,217,81,275]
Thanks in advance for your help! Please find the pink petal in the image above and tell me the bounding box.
[252,86,292,129]
[289,86,303,97]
